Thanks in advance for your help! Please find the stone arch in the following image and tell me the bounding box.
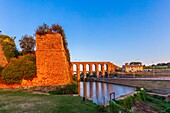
[80,64,83,72]
[73,64,77,74]
[98,64,102,71]
[86,64,90,72]
[104,64,108,71]
[86,64,90,77]
[92,64,96,71]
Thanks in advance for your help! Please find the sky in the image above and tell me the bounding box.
[0,0,170,66]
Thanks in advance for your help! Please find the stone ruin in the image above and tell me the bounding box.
[0,33,72,88]
[32,33,72,86]
[22,33,72,86]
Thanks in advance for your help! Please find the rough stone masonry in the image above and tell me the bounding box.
[33,33,72,86]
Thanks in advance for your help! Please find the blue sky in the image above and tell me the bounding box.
[0,0,170,66]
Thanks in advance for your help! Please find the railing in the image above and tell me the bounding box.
[110,92,115,102]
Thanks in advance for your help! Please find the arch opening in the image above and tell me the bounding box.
[92,64,96,71]
[80,64,83,72]
[98,64,102,71]
[73,64,77,74]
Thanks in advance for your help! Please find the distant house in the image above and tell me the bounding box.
[143,69,152,72]
[122,62,143,72]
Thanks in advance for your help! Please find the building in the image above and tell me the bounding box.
[122,62,143,72]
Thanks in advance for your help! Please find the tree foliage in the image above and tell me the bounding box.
[1,54,36,84]
[167,63,170,68]
[19,35,35,55]
[35,23,52,35]
[0,35,18,62]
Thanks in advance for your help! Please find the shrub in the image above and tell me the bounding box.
[1,60,23,84]
[114,91,147,112]
[1,54,36,84]
[0,66,4,74]
[22,61,36,80]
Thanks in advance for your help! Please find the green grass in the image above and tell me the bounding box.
[107,91,170,113]
[146,95,170,113]
[0,91,102,113]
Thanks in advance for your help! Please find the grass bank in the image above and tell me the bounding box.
[0,91,102,113]
[107,90,170,113]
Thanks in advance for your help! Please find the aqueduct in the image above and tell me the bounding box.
[71,62,120,80]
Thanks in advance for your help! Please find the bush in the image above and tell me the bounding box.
[113,91,147,112]
[1,54,36,84]
[0,66,4,74]
[49,83,78,95]
[109,101,132,113]
[1,61,23,84]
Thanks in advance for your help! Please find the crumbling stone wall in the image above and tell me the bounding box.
[32,33,71,86]
[0,43,8,67]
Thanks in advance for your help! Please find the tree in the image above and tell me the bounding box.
[51,24,62,33]
[167,62,170,68]
[0,34,18,61]
[36,23,52,35]
[19,35,35,54]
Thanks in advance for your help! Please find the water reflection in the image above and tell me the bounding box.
[79,82,136,104]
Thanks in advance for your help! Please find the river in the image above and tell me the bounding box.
[79,82,136,104]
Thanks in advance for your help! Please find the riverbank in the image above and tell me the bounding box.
[107,90,170,113]
[0,91,102,113]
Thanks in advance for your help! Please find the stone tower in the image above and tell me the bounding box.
[0,43,8,67]
[35,33,71,86]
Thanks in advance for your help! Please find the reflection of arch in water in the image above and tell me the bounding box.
[90,82,93,98]
[86,82,90,98]
[97,82,104,103]
[83,82,87,97]
[101,83,107,103]
[95,82,99,103]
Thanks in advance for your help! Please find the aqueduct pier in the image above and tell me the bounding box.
[71,62,120,80]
